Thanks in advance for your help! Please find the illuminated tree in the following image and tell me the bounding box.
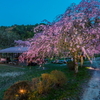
[19,0,100,73]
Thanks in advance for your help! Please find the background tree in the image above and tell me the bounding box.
[0,24,42,49]
[0,31,20,49]
[12,24,45,40]
[12,25,35,40]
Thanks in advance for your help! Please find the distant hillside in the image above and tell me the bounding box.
[0,23,44,49]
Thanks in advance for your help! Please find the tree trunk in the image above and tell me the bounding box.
[80,55,84,67]
[73,52,79,73]
[67,52,79,73]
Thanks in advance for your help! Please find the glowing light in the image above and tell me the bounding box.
[19,89,26,94]
[15,94,19,97]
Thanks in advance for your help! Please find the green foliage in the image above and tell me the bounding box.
[0,31,20,48]
[50,70,67,87]
[3,81,31,100]
[37,73,53,94]
[0,26,7,31]
[29,70,67,97]
[28,91,39,100]
[30,77,40,91]
[12,25,35,40]
[3,69,67,99]
[0,24,45,48]
[0,63,91,100]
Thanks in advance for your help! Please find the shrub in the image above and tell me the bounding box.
[50,70,67,87]
[3,81,31,100]
[3,70,67,100]
[37,71,67,94]
[28,91,39,100]
[30,77,40,91]
[37,73,53,94]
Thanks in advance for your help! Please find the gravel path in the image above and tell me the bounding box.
[82,57,100,100]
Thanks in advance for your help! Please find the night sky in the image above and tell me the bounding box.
[0,0,81,26]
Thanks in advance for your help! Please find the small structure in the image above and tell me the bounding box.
[0,46,29,53]
[0,46,29,64]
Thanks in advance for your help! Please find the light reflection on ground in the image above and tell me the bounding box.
[86,67,100,71]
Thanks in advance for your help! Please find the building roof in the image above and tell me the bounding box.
[0,46,29,53]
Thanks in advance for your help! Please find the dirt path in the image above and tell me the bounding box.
[82,57,100,100]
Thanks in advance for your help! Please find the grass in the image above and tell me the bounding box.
[0,63,91,100]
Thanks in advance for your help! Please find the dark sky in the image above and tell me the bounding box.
[0,0,81,26]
